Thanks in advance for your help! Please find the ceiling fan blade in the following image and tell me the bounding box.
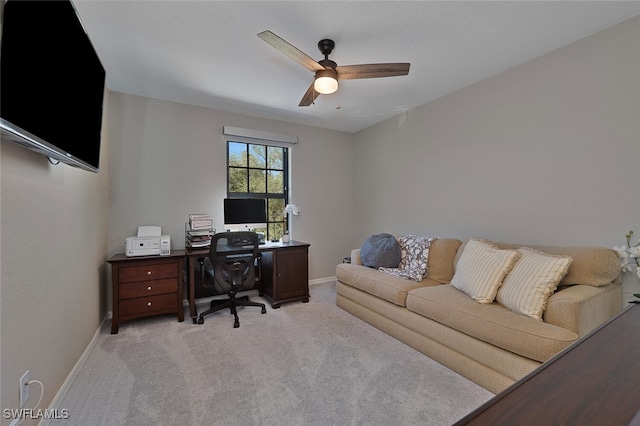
[258,30,325,72]
[336,63,410,80]
[299,82,320,107]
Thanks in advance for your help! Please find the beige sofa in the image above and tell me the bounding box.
[336,238,622,393]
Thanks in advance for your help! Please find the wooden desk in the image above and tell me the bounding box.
[185,240,310,323]
[108,250,185,334]
[455,303,640,425]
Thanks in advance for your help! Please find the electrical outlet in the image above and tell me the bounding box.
[19,370,29,408]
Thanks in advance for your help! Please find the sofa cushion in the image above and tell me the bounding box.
[426,238,463,284]
[360,233,402,269]
[497,248,572,320]
[451,239,521,303]
[406,285,578,362]
[484,241,620,287]
[336,263,439,307]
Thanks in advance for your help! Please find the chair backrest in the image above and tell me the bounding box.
[208,232,261,293]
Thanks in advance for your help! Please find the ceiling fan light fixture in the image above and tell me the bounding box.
[314,69,338,94]
[258,31,410,106]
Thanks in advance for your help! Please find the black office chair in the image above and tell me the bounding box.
[197,231,266,328]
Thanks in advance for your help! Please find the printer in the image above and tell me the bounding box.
[126,226,171,257]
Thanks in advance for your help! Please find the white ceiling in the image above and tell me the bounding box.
[74,1,640,133]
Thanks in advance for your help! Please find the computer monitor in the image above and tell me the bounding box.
[223,198,267,232]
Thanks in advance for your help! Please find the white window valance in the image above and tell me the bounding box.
[223,126,298,146]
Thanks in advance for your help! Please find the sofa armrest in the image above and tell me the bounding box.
[543,283,622,337]
[351,248,363,265]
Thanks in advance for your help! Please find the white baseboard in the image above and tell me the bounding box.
[39,315,108,426]
[309,276,336,286]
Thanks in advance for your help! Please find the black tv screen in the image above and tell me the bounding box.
[0,0,106,172]
[224,198,267,225]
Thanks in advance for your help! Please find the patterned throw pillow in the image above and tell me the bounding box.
[451,239,520,303]
[380,235,438,281]
[496,248,572,320]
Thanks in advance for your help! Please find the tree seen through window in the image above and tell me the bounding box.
[227,141,288,240]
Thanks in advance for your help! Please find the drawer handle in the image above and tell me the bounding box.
[147,271,152,275]
[147,286,152,291]
[147,301,152,307]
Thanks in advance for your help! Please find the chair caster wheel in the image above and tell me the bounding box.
[197,317,204,325]
[261,307,266,314]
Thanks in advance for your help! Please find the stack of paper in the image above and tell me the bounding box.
[186,214,214,248]
[189,214,213,230]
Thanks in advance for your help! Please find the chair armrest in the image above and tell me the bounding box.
[543,283,622,337]
[255,253,262,282]
[199,257,213,288]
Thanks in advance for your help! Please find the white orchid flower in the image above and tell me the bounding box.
[615,231,640,276]
[283,204,300,217]
[618,231,640,301]
[613,245,629,258]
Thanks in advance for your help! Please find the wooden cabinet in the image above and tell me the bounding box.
[108,250,185,334]
[259,242,310,308]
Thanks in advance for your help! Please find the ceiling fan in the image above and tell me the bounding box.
[257,30,410,107]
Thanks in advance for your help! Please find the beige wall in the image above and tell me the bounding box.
[354,17,640,300]
[106,93,356,281]
[0,95,110,424]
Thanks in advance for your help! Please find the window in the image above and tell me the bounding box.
[227,141,288,240]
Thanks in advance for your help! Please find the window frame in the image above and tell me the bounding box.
[226,139,289,241]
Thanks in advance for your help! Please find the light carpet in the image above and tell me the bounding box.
[51,282,492,425]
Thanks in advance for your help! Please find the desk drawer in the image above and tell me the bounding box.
[119,262,177,283]
[119,278,177,299]
[119,293,177,316]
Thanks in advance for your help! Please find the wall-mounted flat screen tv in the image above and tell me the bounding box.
[0,0,106,173]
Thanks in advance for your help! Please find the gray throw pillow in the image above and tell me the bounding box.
[360,233,401,269]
